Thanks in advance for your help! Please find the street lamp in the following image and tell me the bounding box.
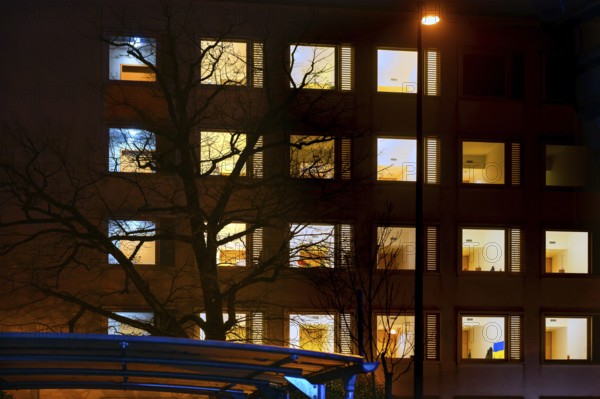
[415,8,439,399]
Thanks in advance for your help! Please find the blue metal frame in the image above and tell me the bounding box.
[0,333,377,399]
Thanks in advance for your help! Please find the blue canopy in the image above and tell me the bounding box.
[0,333,377,399]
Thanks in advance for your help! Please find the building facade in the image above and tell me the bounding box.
[1,0,599,398]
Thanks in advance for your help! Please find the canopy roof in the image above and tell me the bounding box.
[0,333,377,399]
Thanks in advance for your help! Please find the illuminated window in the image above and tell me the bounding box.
[217,223,247,267]
[545,145,587,187]
[462,142,505,184]
[108,312,153,336]
[545,231,589,274]
[377,315,414,358]
[290,45,353,91]
[200,131,262,177]
[290,224,335,268]
[377,138,416,181]
[109,128,155,173]
[461,228,522,273]
[200,40,263,87]
[460,315,522,361]
[377,49,439,95]
[108,37,156,81]
[290,135,335,179]
[544,317,589,360]
[461,229,505,272]
[377,227,415,270]
[289,314,335,352]
[199,312,263,344]
[108,220,156,265]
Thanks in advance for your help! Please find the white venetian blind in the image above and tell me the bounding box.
[511,142,521,186]
[425,137,440,184]
[425,49,440,96]
[341,138,352,180]
[252,42,264,88]
[252,228,263,265]
[509,315,522,361]
[509,228,521,273]
[252,136,263,178]
[425,313,440,360]
[340,46,354,91]
[339,313,354,354]
[426,226,439,272]
[250,312,264,344]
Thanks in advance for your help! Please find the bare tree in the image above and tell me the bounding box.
[0,0,358,341]
[306,209,416,399]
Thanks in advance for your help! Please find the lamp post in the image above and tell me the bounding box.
[415,10,439,399]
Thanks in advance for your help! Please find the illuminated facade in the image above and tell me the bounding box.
[1,1,599,398]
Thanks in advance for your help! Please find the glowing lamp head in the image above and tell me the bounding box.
[390,329,398,335]
[421,15,440,25]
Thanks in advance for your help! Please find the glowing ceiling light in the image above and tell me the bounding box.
[421,15,440,25]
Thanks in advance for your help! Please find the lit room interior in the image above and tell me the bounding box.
[200,40,248,85]
[290,45,336,89]
[216,223,247,267]
[109,37,156,81]
[545,317,588,360]
[462,142,505,184]
[109,128,155,173]
[461,316,505,360]
[290,136,335,178]
[108,312,153,336]
[545,231,588,274]
[200,131,247,176]
[377,138,416,181]
[377,49,417,93]
[290,224,335,267]
[108,221,156,265]
[461,229,505,271]
[377,226,416,269]
[545,144,587,187]
[376,315,415,358]
[289,314,334,352]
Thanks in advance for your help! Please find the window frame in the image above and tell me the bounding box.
[460,139,521,187]
[108,127,156,173]
[375,46,440,96]
[542,314,591,363]
[460,50,524,99]
[197,311,263,344]
[108,219,157,266]
[289,43,354,91]
[289,134,351,180]
[107,311,154,336]
[288,312,354,354]
[199,39,263,88]
[376,225,417,271]
[376,136,440,184]
[107,35,158,83]
[216,223,262,268]
[458,312,522,363]
[543,142,588,189]
[199,130,263,178]
[543,229,591,275]
[289,223,353,269]
[457,224,523,277]
[376,313,415,359]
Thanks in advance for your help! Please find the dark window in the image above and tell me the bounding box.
[544,55,575,102]
[463,54,506,97]
[463,53,524,98]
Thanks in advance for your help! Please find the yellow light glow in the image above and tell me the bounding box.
[421,15,440,25]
